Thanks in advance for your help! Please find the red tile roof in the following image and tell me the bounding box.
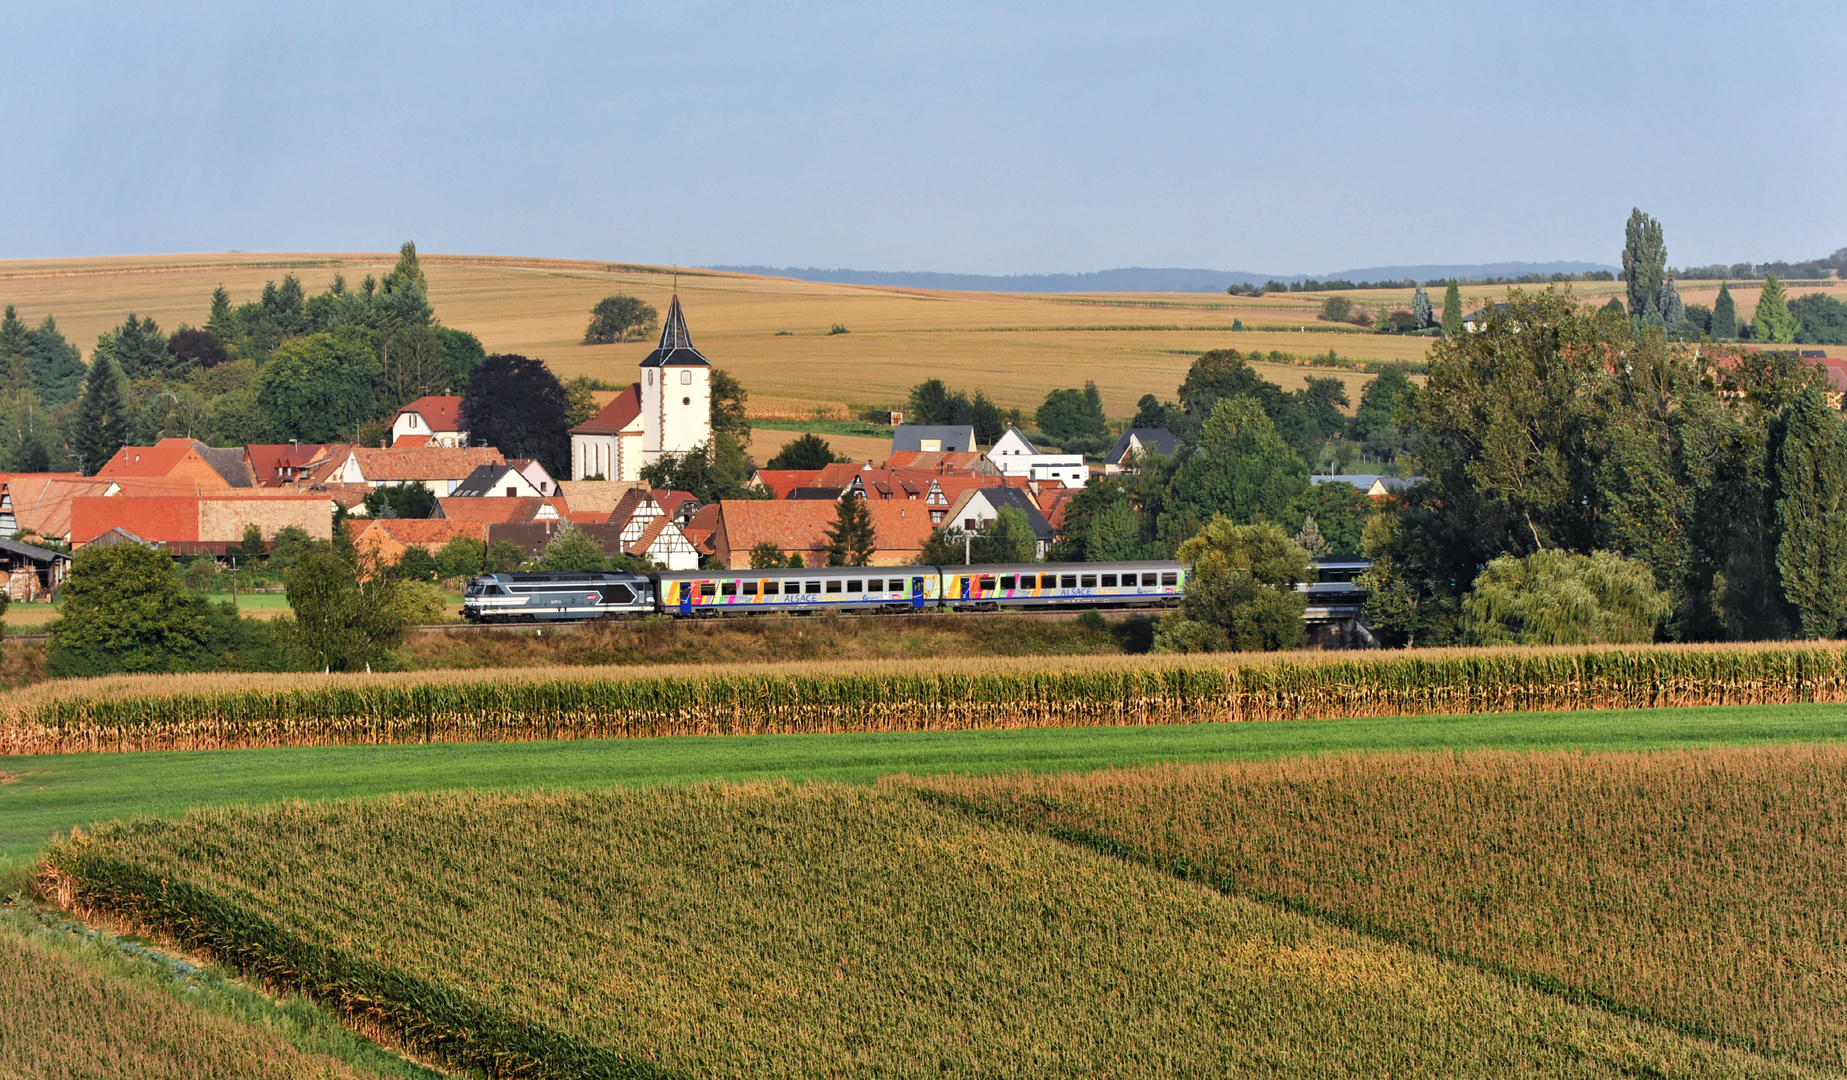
[398,395,464,432]
[246,444,331,486]
[392,434,432,449]
[751,469,824,498]
[570,383,643,435]
[350,446,506,482]
[349,517,488,553]
[433,496,568,523]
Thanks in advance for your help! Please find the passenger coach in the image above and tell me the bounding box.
[656,566,940,615]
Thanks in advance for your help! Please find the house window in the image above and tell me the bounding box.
[680,370,692,385]
[408,415,418,428]
[682,397,691,406]
[647,371,654,384]
[505,486,517,497]
[964,518,977,529]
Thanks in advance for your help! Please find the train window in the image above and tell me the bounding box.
[720,581,737,596]
[806,582,821,594]
[1060,575,1077,589]
[825,579,842,593]
[742,581,758,596]
[1080,574,1097,588]
[1100,574,1117,587]
[699,582,717,597]
[1161,572,1178,586]
[602,585,636,604]
[762,580,780,595]
[978,575,996,590]
[1040,574,1058,589]
[846,580,863,593]
[1142,573,1157,586]
[999,575,1016,590]
[890,580,905,592]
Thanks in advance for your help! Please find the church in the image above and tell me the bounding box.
[568,294,714,481]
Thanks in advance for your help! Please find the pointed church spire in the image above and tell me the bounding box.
[640,293,710,367]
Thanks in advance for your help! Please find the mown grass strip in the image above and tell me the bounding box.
[11,643,1847,755]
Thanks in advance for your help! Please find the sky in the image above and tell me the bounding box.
[3,1,1842,275]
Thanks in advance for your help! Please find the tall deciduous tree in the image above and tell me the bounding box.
[1622,208,1667,318]
[1753,274,1799,344]
[71,351,129,474]
[1441,281,1463,337]
[459,353,571,476]
[1170,397,1307,525]
[46,544,213,675]
[255,330,383,444]
[583,296,659,344]
[1774,385,1847,638]
[825,491,875,566]
[1463,549,1668,645]
[1411,286,1433,329]
[1711,282,1738,340]
[766,432,842,470]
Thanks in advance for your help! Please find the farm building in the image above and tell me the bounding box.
[390,395,468,448]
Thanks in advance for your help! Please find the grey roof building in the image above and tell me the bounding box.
[639,295,712,368]
[1105,427,1179,466]
[891,425,977,454]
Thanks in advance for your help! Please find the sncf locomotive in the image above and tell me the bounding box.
[461,561,1188,623]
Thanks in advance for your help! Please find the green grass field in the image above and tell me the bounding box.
[9,702,1847,865]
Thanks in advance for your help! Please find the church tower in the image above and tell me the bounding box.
[639,294,712,465]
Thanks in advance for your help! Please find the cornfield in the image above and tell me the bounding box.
[911,745,1847,1070]
[10,642,1847,755]
[38,784,1817,1079]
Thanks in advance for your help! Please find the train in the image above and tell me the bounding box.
[461,560,1190,623]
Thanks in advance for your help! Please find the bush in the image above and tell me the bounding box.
[1318,296,1353,322]
[1463,549,1668,646]
[47,544,277,676]
[1173,518,1310,651]
[1150,614,1230,654]
[436,536,488,579]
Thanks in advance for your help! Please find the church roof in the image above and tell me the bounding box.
[639,295,711,368]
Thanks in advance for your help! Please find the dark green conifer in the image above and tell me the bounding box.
[1775,385,1847,638]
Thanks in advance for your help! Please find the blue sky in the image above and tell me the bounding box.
[3,1,1841,274]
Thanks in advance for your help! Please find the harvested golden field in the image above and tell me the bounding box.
[9,640,1847,755]
[42,783,1819,1079]
[0,913,383,1079]
[0,251,1445,420]
[915,744,1847,1070]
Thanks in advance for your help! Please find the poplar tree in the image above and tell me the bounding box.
[72,351,129,474]
[1753,274,1799,343]
[1712,282,1738,340]
[1441,281,1463,336]
[1775,385,1847,637]
[1622,208,1667,318]
[825,490,876,566]
[1658,278,1685,333]
[1411,286,1433,329]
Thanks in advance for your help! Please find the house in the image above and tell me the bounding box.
[1310,474,1421,499]
[0,475,109,543]
[891,425,976,454]
[1463,304,1509,333]
[334,446,507,495]
[347,519,489,563]
[391,396,467,448]
[246,443,343,487]
[1801,352,1847,408]
[1103,428,1179,474]
[883,450,1001,474]
[606,488,699,570]
[986,426,1088,488]
[0,537,71,602]
[570,295,715,481]
[940,487,1057,559]
[510,459,559,497]
[710,498,937,568]
[69,493,335,551]
[449,463,547,499]
[95,439,256,488]
[433,496,569,524]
